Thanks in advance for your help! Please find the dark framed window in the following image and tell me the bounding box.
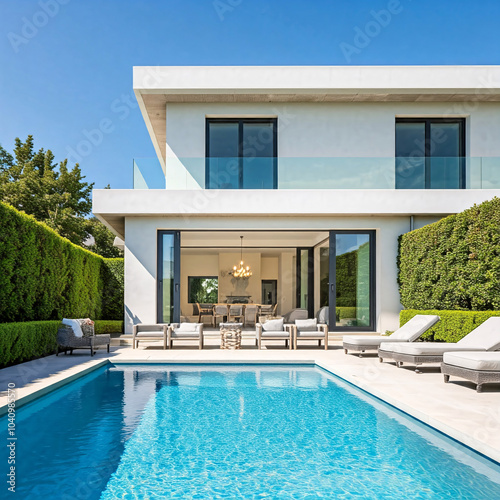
[206,118,277,189]
[157,231,180,324]
[296,248,314,318]
[395,118,465,189]
[188,276,218,303]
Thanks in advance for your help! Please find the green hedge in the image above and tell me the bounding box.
[0,202,123,322]
[398,197,500,311]
[0,321,59,367]
[95,320,123,334]
[400,309,500,342]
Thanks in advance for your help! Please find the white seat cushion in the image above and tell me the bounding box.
[297,330,324,338]
[135,332,165,338]
[171,331,200,338]
[389,314,440,341]
[383,342,487,356]
[443,351,500,371]
[261,331,290,338]
[344,335,407,346]
[62,318,83,338]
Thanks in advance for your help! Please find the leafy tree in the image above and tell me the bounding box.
[0,136,121,257]
[0,135,93,245]
[85,216,123,258]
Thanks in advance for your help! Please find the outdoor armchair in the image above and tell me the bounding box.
[168,323,204,349]
[132,324,168,349]
[293,318,329,350]
[56,318,110,357]
[343,314,440,357]
[256,318,293,350]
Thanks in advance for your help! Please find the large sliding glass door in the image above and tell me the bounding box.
[328,231,375,331]
[157,231,180,324]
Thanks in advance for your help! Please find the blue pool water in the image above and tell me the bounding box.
[2,364,500,499]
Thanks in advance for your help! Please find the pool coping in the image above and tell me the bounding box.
[2,353,500,464]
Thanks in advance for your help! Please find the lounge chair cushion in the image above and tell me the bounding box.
[296,330,324,338]
[135,331,165,337]
[456,317,500,350]
[296,319,317,331]
[171,331,200,338]
[62,318,83,338]
[389,314,440,341]
[381,342,488,356]
[443,352,500,372]
[262,318,284,332]
[344,335,407,346]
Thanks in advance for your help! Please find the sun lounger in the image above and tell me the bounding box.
[343,314,439,356]
[442,351,500,392]
[378,317,500,372]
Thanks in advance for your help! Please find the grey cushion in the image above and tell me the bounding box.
[443,351,500,371]
[262,318,284,332]
[261,330,290,338]
[296,330,324,338]
[135,332,165,338]
[296,318,317,331]
[171,331,200,338]
[390,314,440,341]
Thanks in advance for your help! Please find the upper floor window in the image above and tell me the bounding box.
[395,118,465,189]
[206,118,277,189]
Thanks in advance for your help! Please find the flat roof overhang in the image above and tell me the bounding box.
[92,188,500,239]
[133,65,500,165]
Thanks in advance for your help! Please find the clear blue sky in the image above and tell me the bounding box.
[1,0,499,189]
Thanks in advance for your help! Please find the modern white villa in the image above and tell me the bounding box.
[92,65,500,335]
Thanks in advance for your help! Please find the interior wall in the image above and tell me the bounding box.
[218,252,261,304]
[261,257,279,279]
[180,253,219,316]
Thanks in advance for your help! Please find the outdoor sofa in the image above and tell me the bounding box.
[378,317,500,373]
[442,351,500,392]
[56,318,110,356]
[343,314,440,356]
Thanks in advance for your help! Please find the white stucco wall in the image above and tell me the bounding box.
[164,101,500,189]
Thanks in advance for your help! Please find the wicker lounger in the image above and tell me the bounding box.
[442,352,500,392]
[343,314,439,357]
[378,316,500,373]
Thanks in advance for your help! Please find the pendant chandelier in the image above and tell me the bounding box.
[232,236,252,278]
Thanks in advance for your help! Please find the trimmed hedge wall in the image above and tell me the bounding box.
[400,309,500,342]
[0,320,123,367]
[0,202,123,322]
[398,197,500,311]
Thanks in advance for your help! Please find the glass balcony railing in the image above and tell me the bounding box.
[132,157,500,190]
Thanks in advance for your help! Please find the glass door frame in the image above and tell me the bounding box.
[157,230,181,324]
[296,247,314,318]
[328,230,376,332]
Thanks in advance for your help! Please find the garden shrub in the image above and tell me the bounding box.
[0,202,123,323]
[398,197,500,311]
[94,320,123,334]
[400,309,500,342]
[0,321,59,367]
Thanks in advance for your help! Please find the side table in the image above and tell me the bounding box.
[220,322,243,350]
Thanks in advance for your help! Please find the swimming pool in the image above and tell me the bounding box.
[3,364,500,499]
